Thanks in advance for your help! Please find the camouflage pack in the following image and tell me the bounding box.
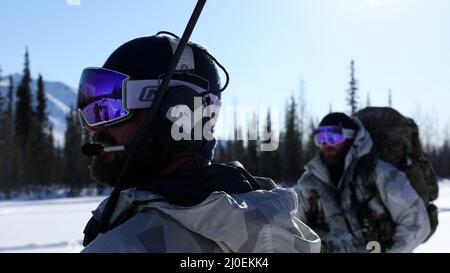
[355,107,438,241]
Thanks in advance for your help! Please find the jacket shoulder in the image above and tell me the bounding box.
[295,170,318,189]
[373,159,408,182]
[82,208,221,253]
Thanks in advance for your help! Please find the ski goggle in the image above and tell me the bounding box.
[314,126,355,147]
[77,67,207,127]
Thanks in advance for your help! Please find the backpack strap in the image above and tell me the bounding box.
[349,152,395,251]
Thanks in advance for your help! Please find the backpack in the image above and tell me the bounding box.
[354,107,439,241]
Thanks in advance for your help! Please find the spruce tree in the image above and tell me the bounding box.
[15,49,33,147]
[245,112,259,175]
[29,74,55,186]
[46,124,57,185]
[233,126,245,165]
[14,49,34,187]
[63,107,83,194]
[232,108,245,164]
[1,77,18,191]
[25,115,41,186]
[36,74,46,126]
[304,118,319,163]
[52,147,64,185]
[347,60,359,115]
[79,127,93,187]
[7,76,14,114]
[281,95,302,184]
[260,110,281,181]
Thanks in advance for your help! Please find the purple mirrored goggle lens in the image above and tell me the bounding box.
[314,132,346,147]
[314,126,345,147]
[77,68,130,127]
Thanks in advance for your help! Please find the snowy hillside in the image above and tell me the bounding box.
[0,180,449,253]
[0,74,77,146]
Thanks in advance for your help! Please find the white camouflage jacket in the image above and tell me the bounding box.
[82,183,321,253]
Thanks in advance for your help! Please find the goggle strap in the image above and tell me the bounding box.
[168,38,195,71]
[343,128,355,139]
[125,79,208,109]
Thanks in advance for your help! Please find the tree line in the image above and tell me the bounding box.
[213,94,319,186]
[0,50,92,196]
[214,60,450,183]
[0,54,449,196]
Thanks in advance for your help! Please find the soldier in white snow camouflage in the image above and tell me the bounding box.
[77,34,320,253]
[294,112,431,253]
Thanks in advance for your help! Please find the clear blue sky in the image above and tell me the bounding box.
[1,0,449,143]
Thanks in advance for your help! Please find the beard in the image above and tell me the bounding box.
[322,146,341,165]
[89,153,125,188]
[88,132,166,188]
[321,141,351,166]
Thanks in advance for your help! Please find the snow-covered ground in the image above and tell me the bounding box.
[415,179,450,253]
[0,196,105,253]
[0,181,449,253]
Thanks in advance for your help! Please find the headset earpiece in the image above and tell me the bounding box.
[155,86,207,154]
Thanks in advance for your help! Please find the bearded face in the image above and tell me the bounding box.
[86,110,166,188]
[321,140,352,166]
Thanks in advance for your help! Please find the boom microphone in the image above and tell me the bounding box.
[81,143,126,156]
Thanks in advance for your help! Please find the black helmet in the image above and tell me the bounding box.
[102,32,228,160]
[103,33,224,93]
[319,112,358,131]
